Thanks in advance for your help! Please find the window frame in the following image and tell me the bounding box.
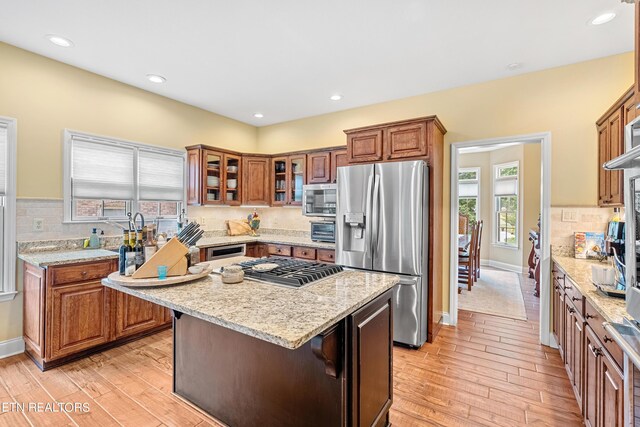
[492,161,519,248]
[0,116,17,302]
[457,167,481,225]
[63,129,186,223]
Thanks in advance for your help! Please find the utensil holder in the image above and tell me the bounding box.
[132,237,188,279]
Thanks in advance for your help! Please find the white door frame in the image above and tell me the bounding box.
[449,132,553,347]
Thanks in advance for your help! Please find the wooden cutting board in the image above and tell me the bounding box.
[226,219,252,236]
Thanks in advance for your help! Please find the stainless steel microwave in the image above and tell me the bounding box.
[302,184,337,217]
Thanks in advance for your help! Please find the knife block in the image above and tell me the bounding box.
[132,237,189,279]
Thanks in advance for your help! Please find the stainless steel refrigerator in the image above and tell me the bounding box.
[336,160,429,347]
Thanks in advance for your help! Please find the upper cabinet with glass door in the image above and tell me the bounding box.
[289,155,305,206]
[271,155,305,206]
[204,150,224,205]
[223,153,241,206]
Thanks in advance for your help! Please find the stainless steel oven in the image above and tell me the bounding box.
[302,184,337,217]
[310,221,335,243]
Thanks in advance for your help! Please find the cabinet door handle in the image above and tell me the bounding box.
[585,313,596,320]
[564,285,572,290]
[604,335,613,343]
[567,307,575,314]
[571,296,581,302]
[594,347,603,357]
[81,271,88,277]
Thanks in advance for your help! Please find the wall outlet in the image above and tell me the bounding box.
[33,218,44,232]
[562,209,578,223]
[200,217,206,225]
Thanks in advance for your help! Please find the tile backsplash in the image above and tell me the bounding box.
[550,206,620,256]
[16,199,313,242]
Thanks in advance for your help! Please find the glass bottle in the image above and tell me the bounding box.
[134,231,145,269]
[144,226,157,261]
[118,229,130,275]
[125,229,137,276]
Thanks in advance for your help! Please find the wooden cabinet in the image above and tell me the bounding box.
[114,292,164,339]
[384,121,428,161]
[242,156,270,205]
[22,259,170,370]
[317,249,336,263]
[552,261,625,427]
[271,155,306,206]
[292,246,316,260]
[186,145,247,206]
[267,244,292,257]
[307,151,332,184]
[596,87,633,207]
[187,149,202,205]
[349,290,393,427]
[330,149,348,183]
[347,129,383,163]
[49,281,111,360]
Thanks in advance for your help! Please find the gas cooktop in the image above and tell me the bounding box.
[234,257,344,288]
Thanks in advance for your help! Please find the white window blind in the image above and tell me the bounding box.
[71,137,135,200]
[494,178,517,196]
[139,149,184,201]
[458,182,478,197]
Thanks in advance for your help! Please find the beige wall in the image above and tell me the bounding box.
[0,42,258,199]
[458,143,541,271]
[0,42,259,343]
[258,52,634,314]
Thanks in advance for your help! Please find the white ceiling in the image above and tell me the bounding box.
[0,0,634,126]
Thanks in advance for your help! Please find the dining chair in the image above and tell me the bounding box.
[474,220,483,282]
[458,222,479,291]
[458,214,469,236]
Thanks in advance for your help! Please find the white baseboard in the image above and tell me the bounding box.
[0,337,24,359]
[442,312,452,325]
[480,259,527,274]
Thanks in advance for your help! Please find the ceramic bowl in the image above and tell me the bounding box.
[227,179,237,189]
[188,266,204,274]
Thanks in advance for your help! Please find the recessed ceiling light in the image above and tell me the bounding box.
[591,12,616,25]
[330,94,343,101]
[506,63,523,71]
[146,74,166,84]
[45,34,74,48]
[253,113,264,118]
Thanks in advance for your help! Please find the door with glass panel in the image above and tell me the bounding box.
[289,155,305,206]
[223,154,241,206]
[203,150,223,205]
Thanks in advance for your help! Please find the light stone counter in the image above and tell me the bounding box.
[102,256,399,349]
[553,256,628,324]
[18,249,118,268]
[196,234,335,250]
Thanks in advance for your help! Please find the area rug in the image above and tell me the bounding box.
[458,268,527,320]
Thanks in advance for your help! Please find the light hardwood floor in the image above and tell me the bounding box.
[0,273,580,426]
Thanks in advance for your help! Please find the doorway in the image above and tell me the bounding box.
[449,133,553,346]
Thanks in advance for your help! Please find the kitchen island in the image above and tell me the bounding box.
[102,257,399,427]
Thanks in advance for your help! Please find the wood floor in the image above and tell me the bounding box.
[0,273,580,426]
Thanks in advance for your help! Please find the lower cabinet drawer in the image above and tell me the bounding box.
[563,277,584,317]
[293,246,316,260]
[267,244,292,257]
[48,260,115,286]
[317,249,336,263]
[585,299,623,369]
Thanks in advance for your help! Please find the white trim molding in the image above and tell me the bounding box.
[442,312,452,326]
[480,259,527,275]
[0,116,17,301]
[450,131,552,347]
[0,337,24,359]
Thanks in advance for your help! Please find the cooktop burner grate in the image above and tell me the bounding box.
[235,257,343,288]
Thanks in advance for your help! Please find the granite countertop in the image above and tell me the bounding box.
[196,234,335,250]
[553,256,628,324]
[102,256,399,349]
[18,249,119,268]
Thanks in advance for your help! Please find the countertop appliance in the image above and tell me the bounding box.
[604,115,640,321]
[335,160,429,347]
[229,257,343,288]
[302,183,337,217]
[310,220,335,243]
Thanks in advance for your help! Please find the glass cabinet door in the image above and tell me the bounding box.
[272,157,287,205]
[224,154,241,205]
[204,152,223,204]
[289,155,305,206]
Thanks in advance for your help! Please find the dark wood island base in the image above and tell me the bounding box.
[173,289,393,427]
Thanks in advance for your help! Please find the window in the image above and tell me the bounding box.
[63,130,185,222]
[458,168,480,224]
[494,162,519,247]
[0,117,16,302]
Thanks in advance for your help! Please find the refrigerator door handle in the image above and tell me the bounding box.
[365,173,374,251]
[371,174,381,255]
